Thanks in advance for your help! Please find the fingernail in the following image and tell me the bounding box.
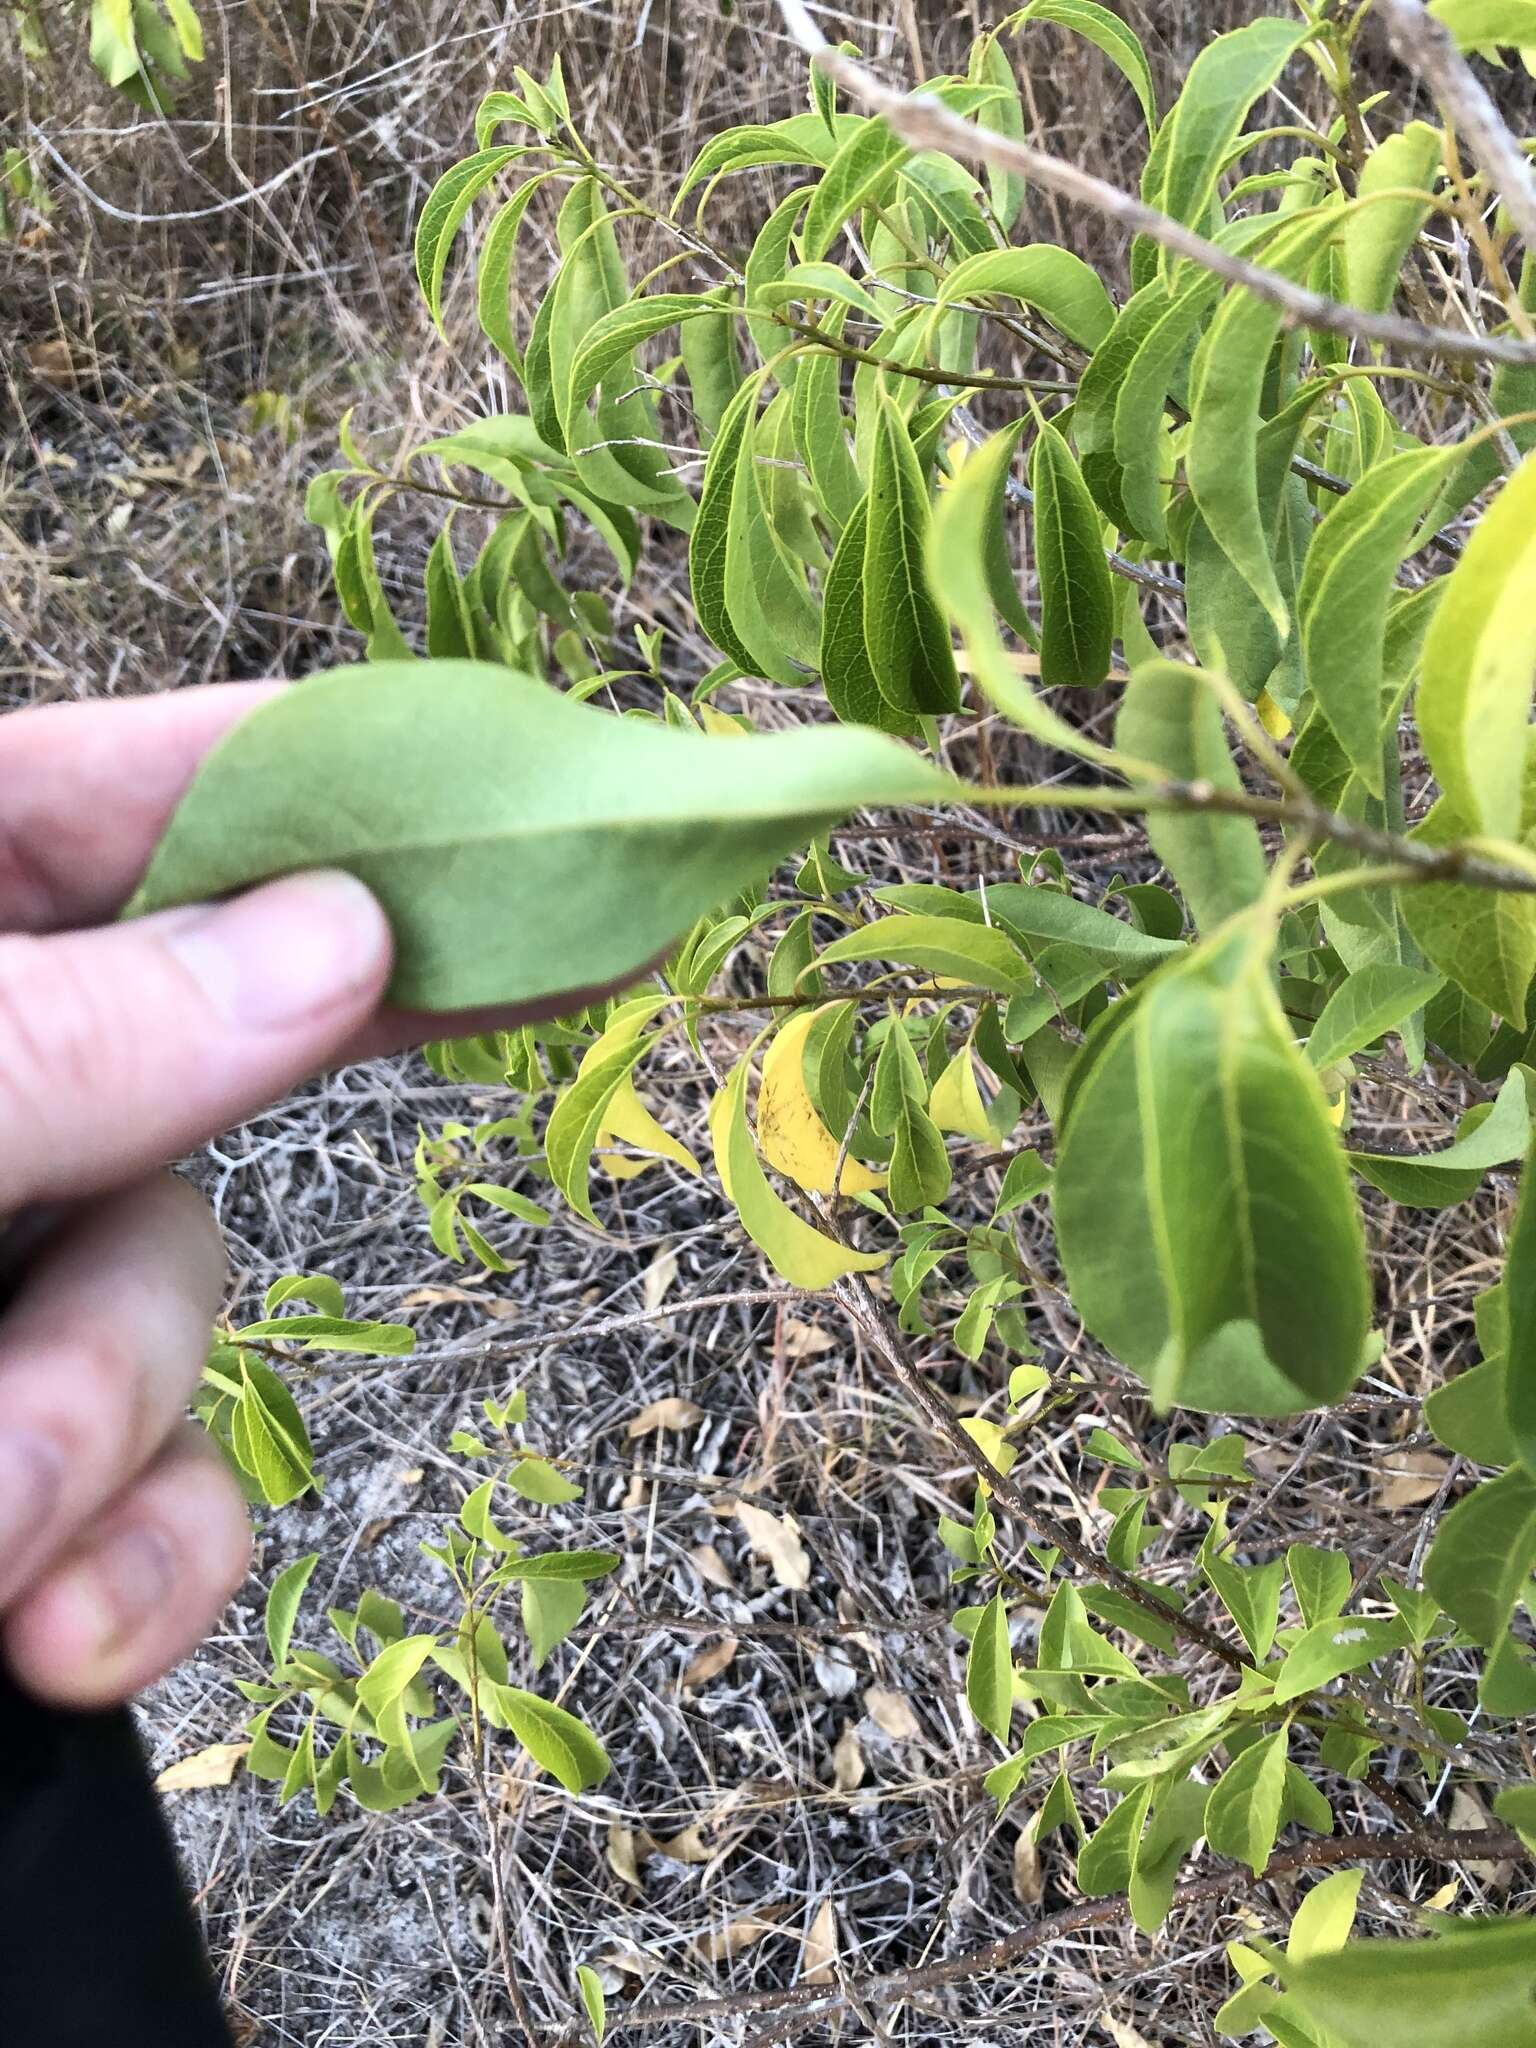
[0,1429,64,1602]
[67,1521,177,1659]
[166,870,390,1031]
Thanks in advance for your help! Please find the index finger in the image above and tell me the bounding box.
[0,684,282,934]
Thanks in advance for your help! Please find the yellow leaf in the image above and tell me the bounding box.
[757,1008,887,1195]
[628,1397,705,1437]
[961,1415,1020,1479]
[928,1040,994,1139]
[1255,687,1292,739]
[712,1057,888,1289]
[1326,1087,1347,1128]
[594,1073,700,1179]
[154,1742,251,1793]
[698,702,747,738]
[801,1897,838,1984]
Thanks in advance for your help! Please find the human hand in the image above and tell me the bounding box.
[0,683,622,1709]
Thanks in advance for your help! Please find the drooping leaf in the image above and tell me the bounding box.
[1298,446,1458,791]
[1344,122,1443,315]
[820,496,919,734]
[1417,449,1536,844]
[131,662,955,1010]
[497,1687,610,1792]
[966,1594,1014,1745]
[1347,1065,1536,1208]
[934,246,1116,352]
[1116,660,1268,934]
[1054,922,1370,1416]
[1031,421,1114,689]
[757,1008,887,1195]
[712,1057,888,1289]
[799,116,908,263]
[815,915,1034,995]
[1010,0,1157,131]
[864,392,962,715]
[1142,17,1311,238]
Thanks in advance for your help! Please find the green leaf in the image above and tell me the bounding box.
[1345,123,1442,315]
[799,116,908,263]
[1426,1359,1510,1464]
[820,497,918,734]
[1077,1784,1153,1897]
[265,1553,320,1670]
[1116,661,1268,934]
[1129,1777,1210,1934]
[690,377,765,672]
[1202,1529,1285,1662]
[1299,446,1459,791]
[577,1963,606,2044]
[131,662,956,1011]
[1143,17,1311,237]
[506,1455,581,1505]
[1012,0,1156,131]
[934,246,1116,352]
[1279,1915,1536,2048]
[1055,923,1370,1416]
[816,914,1034,995]
[1347,1064,1535,1207]
[566,292,718,420]
[931,422,1108,763]
[498,1687,610,1792]
[1273,1614,1410,1702]
[1287,1868,1363,1964]
[966,1594,1014,1745]
[968,30,1027,228]
[712,1056,888,1288]
[1429,0,1536,50]
[1031,422,1114,688]
[1417,450,1536,844]
[674,114,845,207]
[496,1549,620,1583]
[865,392,962,715]
[1425,1462,1536,1647]
[1502,1133,1536,1479]
[1205,1729,1288,1875]
[523,1579,584,1669]
[231,1357,315,1507]
[415,148,529,331]
[1306,965,1444,1072]
[1286,1545,1352,1630]
[679,298,743,444]
[790,323,863,527]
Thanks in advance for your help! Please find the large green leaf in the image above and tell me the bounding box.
[131,662,955,1009]
[966,1594,1014,1745]
[1280,1915,1536,2048]
[1424,1463,1536,1648]
[1054,923,1370,1415]
[1403,804,1536,1027]
[1429,0,1536,49]
[799,116,908,263]
[1116,660,1267,934]
[1344,122,1442,316]
[864,392,962,714]
[1142,17,1311,239]
[1205,1730,1287,1875]
[1187,209,1341,631]
[1032,422,1113,689]
[1298,447,1457,792]
[1417,449,1536,845]
[1272,1615,1409,1703]
[1506,1135,1536,1477]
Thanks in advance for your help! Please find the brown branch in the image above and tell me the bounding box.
[772,0,1536,370]
[588,1827,1523,2038]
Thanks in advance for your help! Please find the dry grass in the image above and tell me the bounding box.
[3,4,1534,2044]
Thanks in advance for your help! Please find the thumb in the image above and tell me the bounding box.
[0,871,393,1211]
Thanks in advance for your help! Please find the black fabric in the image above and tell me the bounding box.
[0,1666,234,2047]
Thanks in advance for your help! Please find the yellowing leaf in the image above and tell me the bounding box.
[594,1074,700,1180]
[929,1040,994,1140]
[757,1008,887,1195]
[735,1501,812,1589]
[1255,688,1292,740]
[712,1057,888,1288]
[155,1742,252,1793]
